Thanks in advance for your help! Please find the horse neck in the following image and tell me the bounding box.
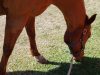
[65,11,86,33]
[66,21,85,33]
[56,0,86,32]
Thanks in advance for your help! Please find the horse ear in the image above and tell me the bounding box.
[85,14,97,25]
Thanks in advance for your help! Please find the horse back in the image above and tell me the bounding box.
[3,0,52,16]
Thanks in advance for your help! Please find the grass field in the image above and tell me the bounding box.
[0,0,100,75]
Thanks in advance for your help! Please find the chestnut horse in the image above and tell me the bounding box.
[0,0,96,75]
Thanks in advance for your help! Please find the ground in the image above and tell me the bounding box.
[0,0,100,75]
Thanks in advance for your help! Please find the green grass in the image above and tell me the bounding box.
[0,0,100,75]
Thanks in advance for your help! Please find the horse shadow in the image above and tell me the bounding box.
[7,57,100,75]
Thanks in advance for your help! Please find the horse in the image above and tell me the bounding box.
[0,0,96,75]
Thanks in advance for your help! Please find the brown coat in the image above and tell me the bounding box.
[1,0,52,16]
[0,0,5,15]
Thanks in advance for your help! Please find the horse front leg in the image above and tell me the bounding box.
[25,17,48,64]
[0,14,29,75]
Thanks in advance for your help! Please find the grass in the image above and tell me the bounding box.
[0,0,100,75]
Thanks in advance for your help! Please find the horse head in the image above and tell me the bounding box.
[64,14,97,62]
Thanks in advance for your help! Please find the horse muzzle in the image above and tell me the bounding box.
[68,44,85,62]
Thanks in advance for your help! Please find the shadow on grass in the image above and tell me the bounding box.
[7,57,100,75]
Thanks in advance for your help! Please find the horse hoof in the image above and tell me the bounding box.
[35,55,48,64]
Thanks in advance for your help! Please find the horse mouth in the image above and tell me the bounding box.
[73,51,84,62]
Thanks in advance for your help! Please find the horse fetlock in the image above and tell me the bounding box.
[35,55,48,64]
[31,51,40,57]
[0,63,6,75]
[0,69,6,75]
